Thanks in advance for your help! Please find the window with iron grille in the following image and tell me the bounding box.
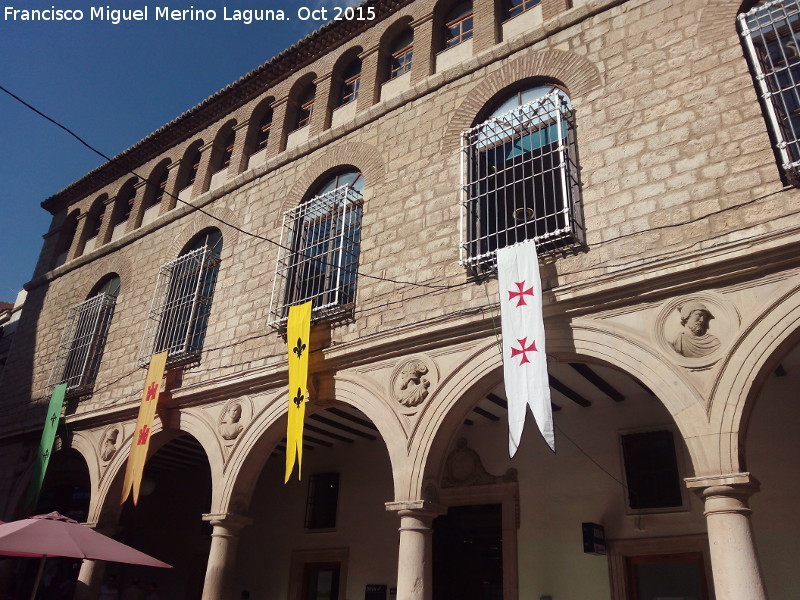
[138,230,222,367]
[740,0,800,180]
[255,108,272,152]
[620,430,684,511]
[459,86,584,272]
[268,173,363,329]
[48,276,120,396]
[305,472,340,529]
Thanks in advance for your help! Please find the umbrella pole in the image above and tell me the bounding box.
[29,555,46,600]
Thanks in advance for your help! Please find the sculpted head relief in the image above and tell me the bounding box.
[669,302,721,358]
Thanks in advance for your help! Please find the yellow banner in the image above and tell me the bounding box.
[285,302,312,482]
[121,351,168,505]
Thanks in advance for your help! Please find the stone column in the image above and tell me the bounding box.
[128,179,148,231]
[386,501,445,600]
[686,474,767,600]
[193,141,215,197]
[73,523,119,600]
[309,72,334,137]
[74,558,105,600]
[410,13,435,85]
[97,196,117,245]
[267,97,289,159]
[162,159,182,213]
[472,0,499,54]
[230,120,251,176]
[67,212,88,261]
[200,513,252,600]
[357,45,381,112]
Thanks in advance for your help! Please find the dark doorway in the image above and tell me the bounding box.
[301,562,341,600]
[433,503,503,600]
[626,552,709,600]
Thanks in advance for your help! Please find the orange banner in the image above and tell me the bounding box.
[121,351,168,505]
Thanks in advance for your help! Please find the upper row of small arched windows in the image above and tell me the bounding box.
[52,0,543,268]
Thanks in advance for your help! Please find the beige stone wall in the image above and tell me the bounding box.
[1,0,799,554]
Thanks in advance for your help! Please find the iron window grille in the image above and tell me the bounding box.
[48,293,116,396]
[459,88,584,272]
[138,245,221,367]
[620,430,684,511]
[268,184,363,329]
[740,0,800,178]
[256,111,272,152]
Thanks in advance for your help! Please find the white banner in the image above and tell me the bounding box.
[497,242,555,456]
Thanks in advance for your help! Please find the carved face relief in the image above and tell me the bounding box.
[657,295,739,367]
[100,426,120,462]
[218,398,252,443]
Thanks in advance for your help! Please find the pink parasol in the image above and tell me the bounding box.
[0,512,170,599]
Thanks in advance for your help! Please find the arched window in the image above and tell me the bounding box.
[268,171,364,327]
[48,274,120,396]
[112,183,136,228]
[294,84,316,130]
[145,165,170,210]
[212,127,236,173]
[53,212,78,268]
[254,107,273,153]
[85,197,107,243]
[139,229,223,366]
[506,0,540,19]
[443,1,473,49]
[460,84,584,271]
[739,0,800,181]
[388,28,414,80]
[339,58,362,105]
[178,144,203,191]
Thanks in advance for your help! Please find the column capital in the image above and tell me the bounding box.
[202,512,253,532]
[271,95,290,109]
[685,472,754,490]
[385,500,446,518]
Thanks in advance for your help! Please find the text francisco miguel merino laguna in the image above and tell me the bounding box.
[4,4,378,24]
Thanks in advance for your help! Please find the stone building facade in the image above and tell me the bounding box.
[1,0,799,598]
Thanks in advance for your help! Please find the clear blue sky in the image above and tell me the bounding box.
[0,0,354,301]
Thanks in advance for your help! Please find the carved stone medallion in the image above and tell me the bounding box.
[656,293,739,369]
[218,397,253,443]
[99,425,122,462]
[390,355,439,410]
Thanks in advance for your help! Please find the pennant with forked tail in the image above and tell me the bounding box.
[285,301,312,482]
[498,242,555,456]
[121,351,168,505]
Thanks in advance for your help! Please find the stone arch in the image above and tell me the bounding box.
[276,141,386,222]
[405,320,710,501]
[168,207,241,257]
[710,281,800,475]
[221,372,405,516]
[440,49,603,153]
[57,254,133,309]
[91,409,224,524]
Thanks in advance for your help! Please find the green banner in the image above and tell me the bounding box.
[25,383,67,508]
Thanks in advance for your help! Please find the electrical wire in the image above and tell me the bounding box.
[0,84,452,291]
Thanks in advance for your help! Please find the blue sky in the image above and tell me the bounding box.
[0,0,353,301]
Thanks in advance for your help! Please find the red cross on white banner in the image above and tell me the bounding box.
[497,241,555,456]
